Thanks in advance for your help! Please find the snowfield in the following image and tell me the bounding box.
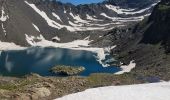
[0,41,25,50]
[56,81,170,100]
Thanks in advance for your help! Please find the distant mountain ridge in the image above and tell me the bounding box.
[0,0,159,46]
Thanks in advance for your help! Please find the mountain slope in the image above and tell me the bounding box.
[102,0,170,80]
[141,0,170,52]
[0,0,158,47]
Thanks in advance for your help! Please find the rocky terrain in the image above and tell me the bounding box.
[0,72,149,100]
[97,0,170,81]
[0,0,158,46]
[1,0,170,100]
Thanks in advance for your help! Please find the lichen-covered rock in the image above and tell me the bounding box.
[50,65,85,76]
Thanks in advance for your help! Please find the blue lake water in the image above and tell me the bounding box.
[0,47,121,77]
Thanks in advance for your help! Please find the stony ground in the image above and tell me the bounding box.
[0,72,150,100]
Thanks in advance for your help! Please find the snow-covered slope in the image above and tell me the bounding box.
[24,0,159,32]
[0,0,159,46]
[56,81,170,100]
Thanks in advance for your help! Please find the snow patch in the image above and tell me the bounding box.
[1,23,7,36]
[52,12,63,22]
[100,13,116,21]
[56,81,170,100]
[64,9,67,13]
[86,14,102,21]
[25,34,91,48]
[115,60,136,74]
[25,1,79,31]
[0,7,9,36]
[52,36,61,41]
[100,13,144,22]
[69,12,90,24]
[68,21,83,27]
[24,1,159,32]
[0,7,9,22]
[32,23,40,32]
[0,41,25,50]
[105,2,158,15]
[25,1,62,29]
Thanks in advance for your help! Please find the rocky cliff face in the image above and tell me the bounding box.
[141,0,170,52]
[103,0,170,80]
[0,0,158,46]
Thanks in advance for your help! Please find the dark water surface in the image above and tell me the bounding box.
[0,47,120,77]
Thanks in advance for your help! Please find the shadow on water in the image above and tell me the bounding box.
[0,47,121,77]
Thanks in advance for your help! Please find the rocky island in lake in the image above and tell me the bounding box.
[50,65,85,76]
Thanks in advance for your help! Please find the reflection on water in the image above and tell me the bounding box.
[0,47,120,76]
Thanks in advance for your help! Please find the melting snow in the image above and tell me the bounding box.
[105,2,158,15]
[0,7,9,22]
[25,1,62,29]
[25,1,112,32]
[69,12,90,24]
[0,41,25,50]
[100,13,118,21]
[86,14,101,21]
[32,23,40,32]
[24,1,155,32]
[52,12,63,22]
[24,34,116,67]
[52,36,61,41]
[24,0,159,32]
[68,21,83,27]
[115,60,136,74]
[100,13,146,22]
[1,23,7,36]
[56,81,170,100]
[64,9,67,13]
[0,7,9,36]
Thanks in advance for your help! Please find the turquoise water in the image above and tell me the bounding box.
[0,47,120,77]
